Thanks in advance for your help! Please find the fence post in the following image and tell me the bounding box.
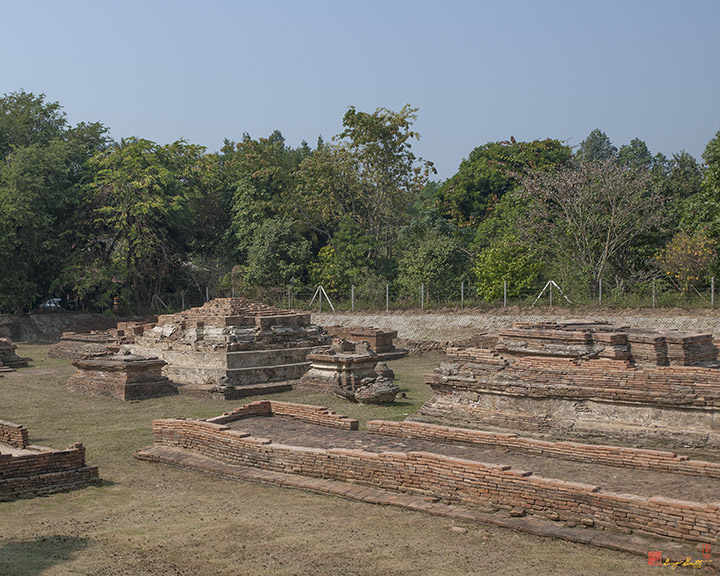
[549,282,553,307]
[712,277,715,309]
[287,286,291,309]
[206,286,209,302]
[386,283,389,312]
[461,281,464,311]
[503,280,507,308]
[181,290,185,310]
[351,285,355,312]
[421,283,424,311]
[598,278,602,306]
[652,280,656,309]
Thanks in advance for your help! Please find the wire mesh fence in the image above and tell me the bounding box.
[148,277,720,315]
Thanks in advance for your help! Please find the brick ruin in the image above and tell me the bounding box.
[298,338,399,403]
[136,400,719,551]
[414,321,720,450]
[0,419,101,501]
[323,326,407,360]
[129,298,329,398]
[68,353,178,401]
[0,337,31,372]
[48,321,155,361]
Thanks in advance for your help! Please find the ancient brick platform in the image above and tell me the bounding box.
[135,401,719,551]
[129,298,329,397]
[0,337,31,371]
[0,419,101,501]
[324,326,407,360]
[68,353,178,400]
[414,321,720,450]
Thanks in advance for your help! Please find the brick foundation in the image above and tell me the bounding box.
[366,420,720,478]
[142,413,719,545]
[1,422,101,501]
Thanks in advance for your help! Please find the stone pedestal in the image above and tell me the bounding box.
[68,353,177,400]
[300,339,398,403]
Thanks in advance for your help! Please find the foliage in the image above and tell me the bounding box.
[437,138,572,229]
[395,230,466,301]
[655,231,714,295]
[473,241,544,301]
[67,138,207,312]
[518,160,663,297]
[243,216,311,289]
[576,129,617,162]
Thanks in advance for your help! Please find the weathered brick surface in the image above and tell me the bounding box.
[366,420,720,478]
[324,326,399,354]
[0,420,28,448]
[147,417,719,544]
[206,400,359,430]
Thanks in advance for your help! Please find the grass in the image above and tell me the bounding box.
[0,345,664,575]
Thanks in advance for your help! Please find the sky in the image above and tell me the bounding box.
[2,0,719,181]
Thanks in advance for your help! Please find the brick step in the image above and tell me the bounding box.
[177,381,294,399]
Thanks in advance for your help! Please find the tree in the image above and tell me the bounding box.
[576,129,617,163]
[655,231,714,295]
[395,230,466,302]
[518,160,663,297]
[0,91,110,312]
[243,216,311,290]
[72,138,207,312]
[437,138,572,229]
[617,138,653,170]
[294,105,434,270]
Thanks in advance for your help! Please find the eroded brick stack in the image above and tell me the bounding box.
[49,321,156,361]
[129,298,329,396]
[415,321,720,449]
[0,337,31,370]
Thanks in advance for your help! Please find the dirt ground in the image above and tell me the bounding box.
[0,345,695,575]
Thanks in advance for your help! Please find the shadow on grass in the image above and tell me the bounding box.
[0,535,89,576]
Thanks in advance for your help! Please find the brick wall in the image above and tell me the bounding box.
[0,444,86,479]
[207,401,359,430]
[0,420,29,449]
[366,420,720,479]
[0,442,100,501]
[151,418,719,544]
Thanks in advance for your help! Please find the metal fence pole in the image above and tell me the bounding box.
[421,283,424,311]
[549,283,553,307]
[599,278,602,306]
[712,277,715,309]
[461,281,464,310]
[386,283,389,312]
[503,280,507,308]
[652,279,656,309]
[181,290,185,310]
[351,285,355,312]
[206,286,209,302]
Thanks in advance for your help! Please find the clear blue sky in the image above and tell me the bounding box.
[3,0,719,180]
